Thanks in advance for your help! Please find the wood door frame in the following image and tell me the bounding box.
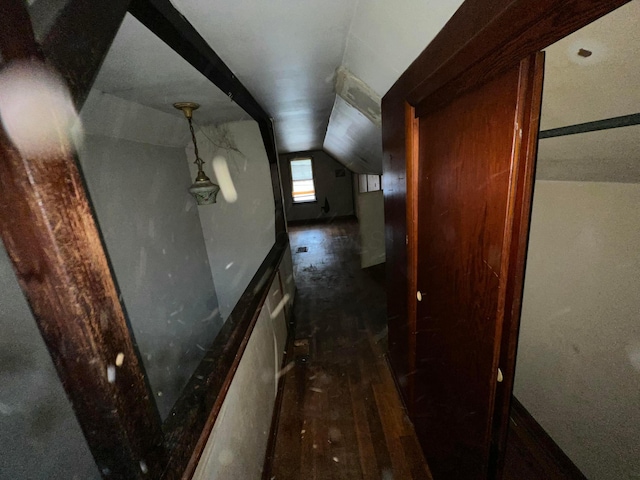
[382,0,631,476]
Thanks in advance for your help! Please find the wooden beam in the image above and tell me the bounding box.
[38,0,130,109]
[128,0,271,123]
[0,1,165,478]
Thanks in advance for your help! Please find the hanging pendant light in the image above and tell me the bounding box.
[174,102,220,205]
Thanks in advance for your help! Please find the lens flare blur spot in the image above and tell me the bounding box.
[0,60,81,157]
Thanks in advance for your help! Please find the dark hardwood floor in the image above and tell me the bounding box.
[267,218,432,480]
[266,218,584,480]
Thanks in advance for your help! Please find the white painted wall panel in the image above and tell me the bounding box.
[514,180,640,479]
[357,190,386,268]
[193,255,295,480]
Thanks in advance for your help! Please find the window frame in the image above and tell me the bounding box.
[289,156,318,204]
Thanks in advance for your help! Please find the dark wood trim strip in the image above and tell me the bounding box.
[404,102,419,416]
[39,0,131,109]
[384,353,410,413]
[509,397,588,479]
[287,214,358,227]
[0,2,165,478]
[539,113,640,138]
[161,233,290,480]
[489,52,546,480]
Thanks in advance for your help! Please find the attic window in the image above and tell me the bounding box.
[290,158,316,203]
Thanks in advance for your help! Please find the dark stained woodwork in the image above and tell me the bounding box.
[38,0,132,109]
[269,220,432,480]
[0,0,42,60]
[490,52,545,480]
[412,55,542,479]
[503,398,588,480]
[0,0,130,110]
[404,102,419,416]
[382,1,627,478]
[381,92,411,410]
[270,153,287,235]
[0,143,166,480]
[0,2,165,478]
[408,0,632,115]
[161,234,289,480]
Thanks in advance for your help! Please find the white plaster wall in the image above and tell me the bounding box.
[279,150,354,222]
[514,180,640,479]
[357,190,386,268]
[188,120,276,320]
[79,90,222,418]
[193,267,291,480]
[0,245,100,479]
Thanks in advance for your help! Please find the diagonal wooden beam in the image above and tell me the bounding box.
[0,1,165,478]
[29,0,132,109]
[128,0,272,123]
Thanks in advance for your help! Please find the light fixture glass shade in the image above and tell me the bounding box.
[189,170,220,205]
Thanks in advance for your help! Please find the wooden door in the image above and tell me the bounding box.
[411,53,544,479]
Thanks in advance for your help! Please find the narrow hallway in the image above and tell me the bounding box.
[265,218,431,479]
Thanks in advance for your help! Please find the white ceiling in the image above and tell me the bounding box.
[541,0,640,130]
[92,13,250,125]
[538,0,640,183]
[91,0,464,173]
[91,0,639,180]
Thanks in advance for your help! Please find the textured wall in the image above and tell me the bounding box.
[78,90,223,419]
[188,120,276,321]
[0,245,101,480]
[357,190,386,268]
[514,180,640,479]
[193,252,293,480]
[279,150,354,222]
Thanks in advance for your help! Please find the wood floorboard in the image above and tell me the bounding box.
[269,219,432,480]
[268,218,580,479]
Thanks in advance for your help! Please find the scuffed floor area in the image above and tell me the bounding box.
[267,218,432,480]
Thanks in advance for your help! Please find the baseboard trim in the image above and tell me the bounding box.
[509,397,588,480]
[384,352,411,414]
[287,214,357,226]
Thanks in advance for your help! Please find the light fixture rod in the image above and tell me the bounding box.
[173,101,220,205]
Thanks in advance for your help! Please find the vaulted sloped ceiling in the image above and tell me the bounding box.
[91,0,465,174]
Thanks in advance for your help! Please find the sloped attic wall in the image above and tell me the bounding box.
[515,178,640,480]
[186,119,276,321]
